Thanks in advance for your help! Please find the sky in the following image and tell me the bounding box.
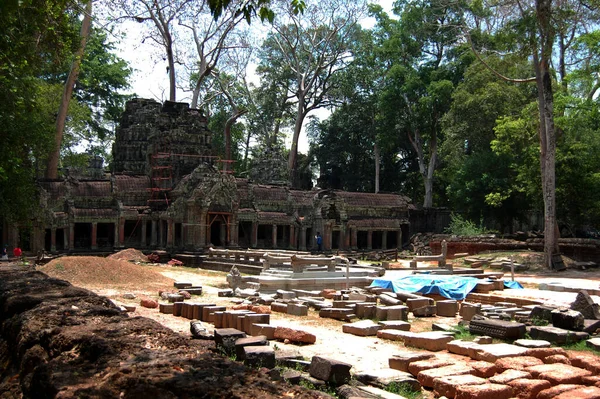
[113,0,395,154]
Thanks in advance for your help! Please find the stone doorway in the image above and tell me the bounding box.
[208,213,230,247]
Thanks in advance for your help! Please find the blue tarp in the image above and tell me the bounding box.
[370,274,524,300]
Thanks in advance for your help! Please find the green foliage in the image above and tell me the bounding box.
[444,214,494,236]
[385,382,423,399]
[561,340,600,355]
[530,317,549,327]
[453,324,477,341]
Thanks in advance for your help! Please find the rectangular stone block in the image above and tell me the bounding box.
[388,352,434,372]
[193,303,217,321]
[376,306,389,321]
[235,335,268,360]
[407,298,432,311]
[214,328,246,351]
[251,323,276,339]
[469,318,526,340]
[203,306,226,323]
[418,364,474,388]
[159,303,173,314]
[413,305,437,317]
[460,302,482,321]
[355,302,376,319]
[437,300,459,317]
[243,313,270,334]
[379,320,411,331]
[342,320,382,336]
[244,346,276,368]
[319,308,355,321]
[309,355,352,386]
[386,305,409,321]
[271,302,288,313]
[471,343,528,362]
[287,303,308,316]
[529,326,589,344]
[213,311,224,328]
[434,374,487,398]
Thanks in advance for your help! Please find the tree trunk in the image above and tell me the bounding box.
[374,142,380,193]
[45,0,92,179]
[288,97,305,187]
[223,110,246,172]
[166,34,176,102]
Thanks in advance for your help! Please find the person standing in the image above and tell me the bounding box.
[316,232,323,252]
[1,245,7,261]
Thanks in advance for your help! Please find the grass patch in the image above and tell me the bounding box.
[453,324,477,341]
[385,382,424,399]
[562,339,600,354]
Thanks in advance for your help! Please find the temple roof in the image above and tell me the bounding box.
[114,175,151,192]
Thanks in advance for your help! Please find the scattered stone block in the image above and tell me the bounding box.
[277,289,296,299]
[434,374,486,399]
[489,369,533,384]
[581,375,600,386]
[218,289,234,297]
[174,281,192,289]
[530,326,589,344]
[214,328,246,352]
[418,364,474,388]
[250,323,275,339]
[173,301,184,316]
[437,300,459,317]
[354,369,420,392]
[379,320,411,331]
[309,355,352,386]
[460,303,482,321]
[159,303,173,314]
[514,339,551,348]
[468,361,498,378]
[552,308,585,331]
[507,378,552,399]
[271,302,288,313]
[202,305,226,322]
[545,354,571,365]
[190,321,213,340]
[140,298,158,309]
[273,327,316,344]
[319,307,355,321]
[244,346,275,368]
[342,320,382,336]
[525,347,568,361]
[474,281,495,293]
[586,338,600,352]
[235,335,269,360]
[386,305,409,321]
[583,319,600,334]
[526,364,592,384]
[530,305,555,323]
[413,305,437,317]
[473,336,492,344]
[471,343,528,362]
[406,298,432,312]
[469,318,526,340]
[495,356,543,371]
[537,385,585,399]
[185,287,202,295]
[355,302,377,318]
[287,303,308,316]
[379,293,403,306]
[243,314,270,334]
[167,293,184,303]
[455,383,514,399]
[571,291,600,320]
[553,386,600,399]
[389,331,454,352]
[388,352,435,372]
[447,340,483,357]
[569,354,600,374]
[408,358,452,377]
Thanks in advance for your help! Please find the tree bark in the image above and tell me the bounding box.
[166,33,176,102]
[288,95,306,187]
[223,109,247,172]
[45,0,92,179]
[374,142,380,194]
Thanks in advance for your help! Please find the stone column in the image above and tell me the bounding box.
[198,208,208,248]
[91,222,98,250]
[141,221,147,247]
[396,230,402,249]
[158,220,165,247]
[300,226,307,251]
[230,216,239,247]
[64,228,69,251]
[150,220,158,247]
[114,222,120,248]
[272,224,277,249]
[326,225,332,251]
[367,230,373,250]
[351,228,358,250]
[344,226,350,249]
[118,218,125,248]
[69,223,75,250]
[251,222,258,248]
[290,225,296,250]
[167,219,174,248]
[51,228,57,252]
[220,222,226,247]
[382,231,388,250]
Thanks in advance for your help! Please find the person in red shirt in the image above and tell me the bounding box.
[13,247,22,258]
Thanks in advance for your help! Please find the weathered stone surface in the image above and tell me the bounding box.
[214,328,246,351]
[250,323,275,339]
[354,369,420,392]
[530,305,555,323]
[190,321,213,340]
[159,303,174,314]
[495,356,544,371]
[544,354,571,365]
[526,364,592,384]
[417,364,474,388]
[386,305,409,321]
[273,327,316,344]
[552,308,585,331]
[379,293,403,306]
[388,331,454,351]
[525,347,568,360]
[460,302,482,321]
[468,361,498,378]
[413,305,437,317]
[271,302,288,313]
[244,346,276,368]
[553,386,600,399]
[319,307,355,321]
[537,385,585,399]
[434,374,486,399]
[437,300,459,317]
[469,318,526,340]
[586,338,600,351]
[514,339,551,348]
[584,319,600,334]
[406,297,432,311]
[379,320,411,331]
[235,335,268,360]
[530,326,589,344]
[286,303,308,316]
[336,384,381,399]
[507,378,552,399]
[408,358,452,377]
[202,305,226,322]
[471,343,528,362]
[355,302,377,318]
[342,320,382,336]
[455,383,514,399]
[447,340,482,356]
[309,356,352,386]
[569,354,600,374]
[357,385,409,399]
[140,298,158,308]
[571,291,600,320]
[243,314,270,334]
[388,352,435,372]
[473,336,493,344]
[489,369,533,384]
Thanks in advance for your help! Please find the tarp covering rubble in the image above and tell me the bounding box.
[369,275,522,300]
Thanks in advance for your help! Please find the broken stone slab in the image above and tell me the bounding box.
[529,326,589,344]
[495,356,544,372]
[287,303,308,316]
[468,361,498,378]
[507,378,552,399]
[250,323,275,339]
[190,321,213,340]
[235,335,269,360]
[319,307,356,321]
[379,293,404,306]
[469,318,526,340]
[342,320,382,336]
[460,302,482,321]
[530,305,555,323]
[355,302,377,318]
[584,319,600,334]
[379,320,411,331]
[298,297,331,310]
[513,339,552,348]
[474,281,496,293]
[526,364,592,385]
[273,326,316,344]
[432,322,458,333]
[218,289,234,297]
[383,331,454,351]
[309,355,352,386]
[437,300,459,317]
[525,347,568,361]
[569,353,600,374]
[214,328,246,352]
[447,340,482,357]
[417,364,475,388]
[388,351,435,372]
[571,291,600,320]
[586,338,600,351]
[434,374,487,399]
[202,305,226,322]
[270,302,288,313]
[354,369,420,392]
[244,346,275,368]
[473,336,492,344]
[413,305,437,317]
[174,281,192,289]
[552,308,585,331]
[537,385,586,399]
[406,297,433,311]
[455,383,514,399]
[551,386,600,399]
[408,357,452,377]
[470,343,528,362]
[489,369,533,384]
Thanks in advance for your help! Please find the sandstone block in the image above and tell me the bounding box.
[471,343,528,362]
[569,354,600,374]
[243,314,270,334]
[202,306,226,322]
[526,364,592,384]
[418,364,474,388]
[525,347,568,360]
[386,305,409,321]
[530,326,589,344]
[455,383,513,399]
[507,378,552,399]
[408,358,452,377]
[545,354,571,365]
[287,303,308,316]
[342,320,382,336]
[214,328,246,351]
[460,303,482,321]
[140,298,158,309]
[354,369,420,392]
[537,385,585,399]
[244,346,275,368]
[582,376,600,386]
[159,303,173,314]
[434,374,487,399]
[447,340,482,356]
[273,327,316,344]
[495,356,543,372]
[468,361,498,378]
[388,352,435,372]
[437,300,459,317]
[251,324,275,339]
[552,308,585,331]
[174,281,192,289]
[513,339,551,348]
[570,291,600,320]
[413,305,437,317]
[270,302,288,313]
[235,335,268,360]
[553,386,600,399]
[378,320,411,331]
[355,302,377,319]
[319,307,355,321]
[377,329,413,341]
[309,356,352,386]
[406,297,432,311]
[489,369,532,384]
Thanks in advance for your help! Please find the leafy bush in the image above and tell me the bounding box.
[444,214,494,236]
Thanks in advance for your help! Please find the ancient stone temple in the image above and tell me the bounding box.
[28,99,414,253]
